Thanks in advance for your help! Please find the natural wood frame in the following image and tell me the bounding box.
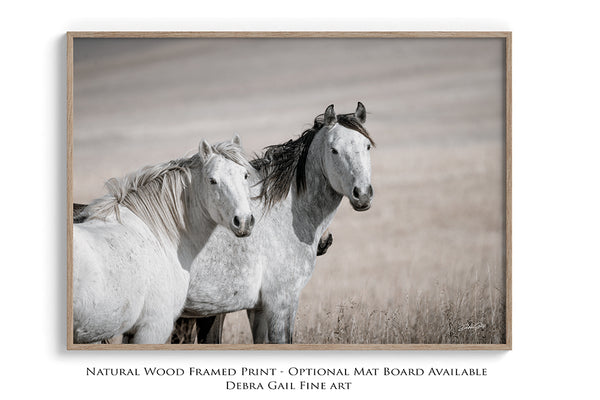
[66,31,512,350]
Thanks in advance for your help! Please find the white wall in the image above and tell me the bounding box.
[1,1,598,398]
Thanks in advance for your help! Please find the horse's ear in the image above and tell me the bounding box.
[355,102,366,123]
[232,133,241,146]
[324,104,336,126]
[199,139,213,162]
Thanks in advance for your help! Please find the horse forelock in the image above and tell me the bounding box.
[336,113,375,147]
[84,140,250,243]
[251,111,373,208]
[209,141,252,171]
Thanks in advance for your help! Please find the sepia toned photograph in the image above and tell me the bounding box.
[67,32,511,349]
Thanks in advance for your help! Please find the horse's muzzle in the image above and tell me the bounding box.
[350,184,373,211]
[231,214,255,237]
[351,202,371,212]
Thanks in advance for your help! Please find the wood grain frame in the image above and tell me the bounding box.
[66,31,512,350]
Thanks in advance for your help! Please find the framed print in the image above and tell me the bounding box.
[67,31,511,350]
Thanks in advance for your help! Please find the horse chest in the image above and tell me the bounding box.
[259,239,317,293]
[186,244,261,315]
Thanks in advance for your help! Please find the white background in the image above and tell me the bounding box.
[1,1,598,398]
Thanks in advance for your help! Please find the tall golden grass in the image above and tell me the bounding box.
[220,264,505,344]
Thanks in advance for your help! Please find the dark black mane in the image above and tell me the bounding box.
[251,112,374,208]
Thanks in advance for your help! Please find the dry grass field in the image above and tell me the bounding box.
[222,142,505,344]
[73,37,507,344]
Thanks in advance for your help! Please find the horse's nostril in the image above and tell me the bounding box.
[233,216,240,227]
[250,215,255,227]
[352,187,360,199]
[368,185,373,197]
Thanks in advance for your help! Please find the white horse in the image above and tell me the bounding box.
[181,103,374,343]
[73,135,254,344]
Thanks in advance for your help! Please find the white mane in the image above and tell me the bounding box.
[83,141,250,243]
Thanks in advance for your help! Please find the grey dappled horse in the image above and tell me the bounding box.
[179,103,374,343]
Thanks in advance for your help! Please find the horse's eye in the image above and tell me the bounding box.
[244,173,249,180]
[367,144,371,151]
[331,148,338,155]
[209,178,217,185]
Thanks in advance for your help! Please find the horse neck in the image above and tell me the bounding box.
[291,131,343,237]
[177,180,218,268]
